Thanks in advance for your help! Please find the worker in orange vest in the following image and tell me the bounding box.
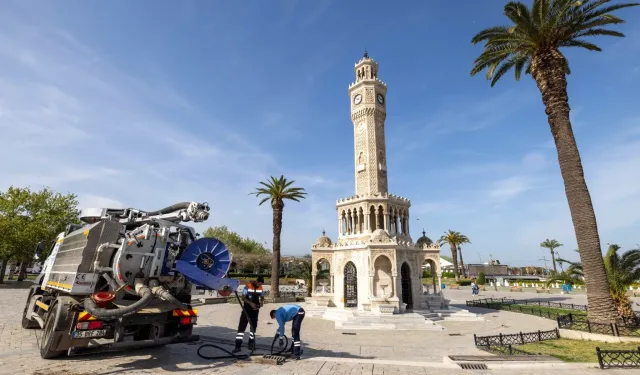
[233,276,264,352]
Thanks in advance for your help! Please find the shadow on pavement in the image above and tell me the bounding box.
[47,324,372,374]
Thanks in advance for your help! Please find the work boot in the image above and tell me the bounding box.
[231,347,241,354]
[248,340,255,351]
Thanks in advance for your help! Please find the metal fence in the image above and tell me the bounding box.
[467,298,588,311]
[557,314,640,338]
[597,347,640,369]
[473,328,559,355]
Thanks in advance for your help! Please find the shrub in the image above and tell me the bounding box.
[477,272,486,285]
[422,270,432,278]
[458,279,472,286]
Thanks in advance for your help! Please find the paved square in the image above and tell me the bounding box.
[0,285,630,374]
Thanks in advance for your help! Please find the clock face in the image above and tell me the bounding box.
[377,94,385,104]
[354,94,362,105]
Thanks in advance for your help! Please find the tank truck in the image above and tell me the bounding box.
[21,201,240,359]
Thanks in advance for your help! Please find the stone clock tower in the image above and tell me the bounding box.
[310,51,443,314]
[349,50,389,196]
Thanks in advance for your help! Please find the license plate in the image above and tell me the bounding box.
[72,329,106,339]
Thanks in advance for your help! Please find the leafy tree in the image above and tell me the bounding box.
[547,244,640,324]
[202,225,270,255]
[438,230,471,281]
[470,0,638,323]
[477,272,486,285]
[0,186,79,283]
[251,175,306,298]
[541,239,563,274]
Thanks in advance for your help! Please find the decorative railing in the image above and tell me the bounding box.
[473,328,559,355]
[597,347,640,369]
[467,298,588,311]
[557,314,640,338]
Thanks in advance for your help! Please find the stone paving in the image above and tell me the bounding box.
[0,283,632,374]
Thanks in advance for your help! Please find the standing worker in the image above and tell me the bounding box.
[270,304,305,360]
[233,276,265,353]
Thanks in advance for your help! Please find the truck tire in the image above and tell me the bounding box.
[22,286,41,329]
[39,301,65,359]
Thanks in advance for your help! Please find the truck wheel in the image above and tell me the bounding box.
[39,302,65,359]
[22,286,40,329]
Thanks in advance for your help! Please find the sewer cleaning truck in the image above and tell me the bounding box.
[21,201,240,359]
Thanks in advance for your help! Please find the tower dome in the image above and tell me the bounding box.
[416,229,433,247]
[314,230,333,247]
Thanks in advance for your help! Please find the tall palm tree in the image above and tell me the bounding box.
[438,230,470,281]
[470,0,638,323]
[540,239,563,273]
[547,244,640,324]
[252,175,306,298]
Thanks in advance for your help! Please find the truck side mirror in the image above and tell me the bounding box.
[35,242,44,257]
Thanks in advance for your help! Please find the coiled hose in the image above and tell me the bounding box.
[84,285,154,319]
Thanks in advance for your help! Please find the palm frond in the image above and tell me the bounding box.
[559,39,602,50]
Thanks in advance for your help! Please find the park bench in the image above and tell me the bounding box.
[536,287,551,294]
[448,284,460,290]
[510,286,523,292]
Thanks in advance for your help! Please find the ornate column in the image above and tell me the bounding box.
[384,212,390,232]
[391,272,398,298]
[312,273,317,296]
[406,214,410,236]
[338,217,342,236]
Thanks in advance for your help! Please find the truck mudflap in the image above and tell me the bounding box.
[67,334,200,356]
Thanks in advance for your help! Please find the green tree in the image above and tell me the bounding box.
[438,230,471,281]
[540,239,563,274]
[251,175,306,298]
[202,225,270,255]
[477,272,486,285]
[0,186,79,283]
[547,244,640,324]
[470,0,638,323]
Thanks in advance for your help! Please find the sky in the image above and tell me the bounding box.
[1,1,639,269]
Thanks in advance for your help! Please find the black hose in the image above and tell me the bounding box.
[143,202,191,216]
[196,290,290,361]
[84,285,154,319]
[152,287,188,311]
[197,335,289,360]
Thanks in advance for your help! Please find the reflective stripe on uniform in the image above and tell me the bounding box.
[294,341,301,346]
[236,333,244,339]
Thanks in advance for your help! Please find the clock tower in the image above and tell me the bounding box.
[348,50,389,196]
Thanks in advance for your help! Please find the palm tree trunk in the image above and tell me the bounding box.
[271,202,284,299]
[458,246,467,278]
[0,260,6,284]
[550,249,558,274]
[450,244,460,282]
[532,50,617,323]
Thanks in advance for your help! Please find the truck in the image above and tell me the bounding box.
[21,201,240,359]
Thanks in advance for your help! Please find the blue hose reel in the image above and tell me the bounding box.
[175,237,240,291]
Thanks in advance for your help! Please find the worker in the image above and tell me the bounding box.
[270,304,305,359]
[233,276,265,353]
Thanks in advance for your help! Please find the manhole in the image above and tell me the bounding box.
[459,363,488,370]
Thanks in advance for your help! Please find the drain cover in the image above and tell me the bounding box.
[459,363,488,370]
[342,332,356,335]
[448,333,462,336]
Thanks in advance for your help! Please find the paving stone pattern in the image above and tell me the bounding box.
[0,285,629,375]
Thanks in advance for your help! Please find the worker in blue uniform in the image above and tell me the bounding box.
[232,276,264,353]
[270,304,305,359]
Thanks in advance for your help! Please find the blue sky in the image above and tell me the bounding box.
[1,1,639,268]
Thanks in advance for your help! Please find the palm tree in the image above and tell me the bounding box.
[438,230,470,281]
[540,239,563,274]
[547,244,640,324]
[470,0,638,323]
[252,175,306,298]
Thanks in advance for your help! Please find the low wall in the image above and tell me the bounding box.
[560,329,640,343]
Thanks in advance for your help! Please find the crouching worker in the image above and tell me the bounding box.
[270,304,305,359]
[233,276,264,353]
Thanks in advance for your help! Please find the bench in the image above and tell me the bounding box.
[447,284,460,290]
[536,288,551,294]
[510,286,523,292]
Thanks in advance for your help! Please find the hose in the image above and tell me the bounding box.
[152,286,188,311]
[143,202,192,216]
[84,284,154,319]
[197,335,289,360]
[196,291,291,361]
